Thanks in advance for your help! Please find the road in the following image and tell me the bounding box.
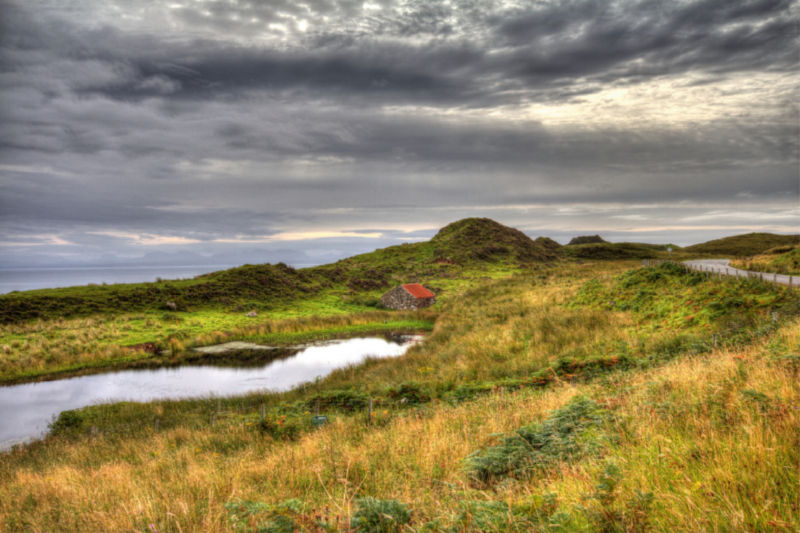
[683,259,795,287]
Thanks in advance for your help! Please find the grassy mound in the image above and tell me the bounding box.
[430,218,562,265]
[684,232,799,257]
[568,235,607,245]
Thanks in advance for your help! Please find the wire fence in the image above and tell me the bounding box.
[644,259,795,293]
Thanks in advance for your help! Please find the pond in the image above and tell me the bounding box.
[0,335,421,451]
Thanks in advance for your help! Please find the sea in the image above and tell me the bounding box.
[0,265,243,294]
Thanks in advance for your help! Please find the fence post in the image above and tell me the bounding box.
[155,419,159,432]
[773,273,777,290]
[773,312,778,324]
[260,404,265,421]
[368,397,373,425]
[712,334,717,349]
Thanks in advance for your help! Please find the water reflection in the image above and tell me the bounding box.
[0,335,420,450]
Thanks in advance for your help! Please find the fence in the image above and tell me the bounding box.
[643,259,794,294]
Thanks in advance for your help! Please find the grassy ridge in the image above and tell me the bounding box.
[0,262,797,531]
[562,242,682,260]
[684,232,799,257]
[0,218,555,325]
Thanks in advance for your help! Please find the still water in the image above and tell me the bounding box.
[0,336,419,450]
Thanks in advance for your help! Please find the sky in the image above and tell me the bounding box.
[1,0,798,268]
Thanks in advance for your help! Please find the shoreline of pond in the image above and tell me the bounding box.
[0,335,426,451]
[0,325,432,387]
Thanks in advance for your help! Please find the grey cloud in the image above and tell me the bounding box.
[0,0,797,271]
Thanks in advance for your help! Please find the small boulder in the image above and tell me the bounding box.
[245,311,258,317]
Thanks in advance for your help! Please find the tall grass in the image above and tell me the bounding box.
[0,320,796,532]
[0,261,797,531]
[0,310,434,383]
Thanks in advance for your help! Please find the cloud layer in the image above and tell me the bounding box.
[1,0,797,267]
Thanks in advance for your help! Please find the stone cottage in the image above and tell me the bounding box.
[381,283,436,310]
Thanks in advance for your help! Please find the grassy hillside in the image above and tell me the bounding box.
[0,218,569,382]
[684,232,799,257]
[428,218,562,265]
[1,262,797,532]
[567,235,607,245]
[0,218,557,325]
[729,245,800,276]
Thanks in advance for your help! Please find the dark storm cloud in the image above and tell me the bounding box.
[4,0,795,107]
[0,0,797,269]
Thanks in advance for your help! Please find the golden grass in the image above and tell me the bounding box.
[0,260,796,531]
[1,322,796,532]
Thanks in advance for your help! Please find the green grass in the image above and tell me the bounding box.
[0,218,539,325]
[570,261,797,332]
[730,245,800,276]
[1,259,797,532]
[0,311,435,384]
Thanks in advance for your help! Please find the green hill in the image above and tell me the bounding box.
[567,235,607,245]
[0,218,562,324]
[684,232,800,257]
[429,218,562,264]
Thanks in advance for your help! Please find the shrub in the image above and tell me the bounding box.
[385,381,430,405]
[48,409,86,436]
[465,397,605,483]
[576,463,654,533]
[257,416,304,441]
[306,389,369,412]
[350,497,412,533]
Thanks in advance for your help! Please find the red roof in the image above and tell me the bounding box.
[402,283,434,299]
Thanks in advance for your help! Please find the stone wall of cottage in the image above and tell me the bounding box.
[380,286,436,310]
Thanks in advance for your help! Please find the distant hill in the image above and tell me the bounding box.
[429,218,562,264]
[684,233,800,257]
[567,235,607,245]
[562,242,679,260]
